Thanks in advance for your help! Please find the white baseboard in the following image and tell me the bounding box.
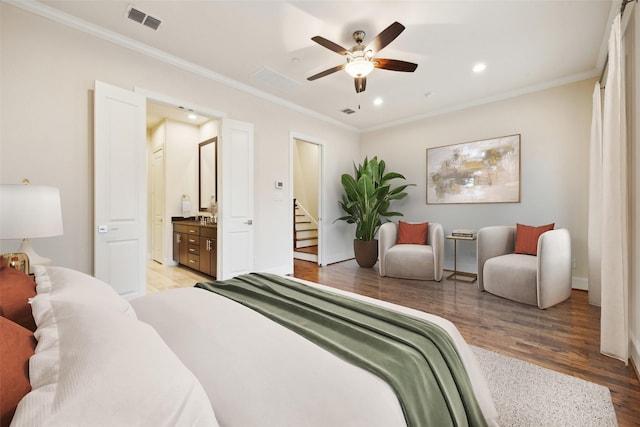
[261,263,293,276]
[631,334,640,378]
[322,251,355,266]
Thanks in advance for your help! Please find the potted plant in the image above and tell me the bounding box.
[335,156,413,267]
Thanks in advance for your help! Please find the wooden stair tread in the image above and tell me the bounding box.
[295,245,318,255]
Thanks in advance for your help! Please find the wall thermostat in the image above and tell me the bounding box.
[275,180,284,189]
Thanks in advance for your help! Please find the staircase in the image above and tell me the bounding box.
[294,200,318,262]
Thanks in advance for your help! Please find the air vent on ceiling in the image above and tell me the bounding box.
[341,108,356,115]
[126,6,161,30]
[250,67,299,92]
[127,7,145,23]
[143,15,162,30]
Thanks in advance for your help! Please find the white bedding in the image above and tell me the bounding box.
[11,266,219,427]
[131,276,498,427]
[15,266,496,426]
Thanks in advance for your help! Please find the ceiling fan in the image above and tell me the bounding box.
[307,21,418,93]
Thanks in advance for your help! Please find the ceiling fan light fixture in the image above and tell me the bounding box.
[308,22,417,92]
[345,59,374,78]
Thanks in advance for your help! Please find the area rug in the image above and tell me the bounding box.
[471,346,618,426]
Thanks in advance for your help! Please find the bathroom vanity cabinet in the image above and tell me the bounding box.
[173,220,217,278]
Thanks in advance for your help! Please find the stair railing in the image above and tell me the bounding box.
[293,200,318,227]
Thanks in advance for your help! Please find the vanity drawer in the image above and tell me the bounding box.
[186,235,200,245]
[175,224,200,235]
[187,244,200,256]
[187,253,200,268]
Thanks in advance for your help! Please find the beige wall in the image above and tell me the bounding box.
[361,79,594,285]
[0,3,360,274]
[293,139,319,220]
[164,120,201,220]
[148,118,203,265]
[629,4,640,376]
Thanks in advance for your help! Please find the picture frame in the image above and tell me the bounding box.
[426,134,521,204]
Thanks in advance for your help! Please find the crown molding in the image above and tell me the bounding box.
[4,0,359,132]
[362,69,600,133]
[5,0,609,135]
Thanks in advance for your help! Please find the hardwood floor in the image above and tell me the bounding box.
[146,260,212,293]
[147,259,640,426]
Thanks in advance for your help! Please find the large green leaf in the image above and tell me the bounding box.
[335,156,415,241]
[389,184,410,195]
[382,171,405,181]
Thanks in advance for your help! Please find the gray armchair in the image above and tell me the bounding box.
[378,222,444,281]
[477,225,572,309]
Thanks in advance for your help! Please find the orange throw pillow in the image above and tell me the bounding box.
[0,257,37,331]
[0,317,36,427]
[396,221,429,245]
[514,223,555,256]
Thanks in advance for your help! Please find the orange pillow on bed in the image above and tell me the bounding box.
[396,221,429,245]
[514,223,555,256]
[0,257,37,331]
[0,317,36,427]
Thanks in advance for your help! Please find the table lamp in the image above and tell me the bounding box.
[0,182,64,269]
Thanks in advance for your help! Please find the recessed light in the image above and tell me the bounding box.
[473,63,486,73]
[188,113,197,121]
[373,97,383,106]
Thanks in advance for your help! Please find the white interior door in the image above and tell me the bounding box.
[94,81,147,298]
[219,118,254,279]
[151,146,165,263]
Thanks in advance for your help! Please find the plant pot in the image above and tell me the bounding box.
[354,239,378,268]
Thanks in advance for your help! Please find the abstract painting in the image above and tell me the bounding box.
[426,134,521,204]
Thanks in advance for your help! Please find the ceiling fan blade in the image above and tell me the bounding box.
[354,76,366,93]
[311,36,349,55]
[374,58,418,72]
[365,22,405,53]
[307,64,345,81]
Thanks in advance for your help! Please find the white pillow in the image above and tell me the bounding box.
[12,289,219,427]
[33,265,137,318]
[12,268,219,427]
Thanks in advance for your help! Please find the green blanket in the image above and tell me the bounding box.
[195,273,487,427]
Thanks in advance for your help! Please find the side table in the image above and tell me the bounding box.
[445,235,478,283]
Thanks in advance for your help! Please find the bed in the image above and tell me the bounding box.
[1,261,498,427]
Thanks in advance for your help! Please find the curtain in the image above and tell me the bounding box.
[599,14,629,364]
[588,82,602,307]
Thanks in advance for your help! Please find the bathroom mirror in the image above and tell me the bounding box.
[199,137,217,211]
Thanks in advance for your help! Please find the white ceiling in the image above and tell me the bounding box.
[35,0,616,131]
[146,102,212,129]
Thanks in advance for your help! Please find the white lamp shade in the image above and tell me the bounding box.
[0,185,64,240]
